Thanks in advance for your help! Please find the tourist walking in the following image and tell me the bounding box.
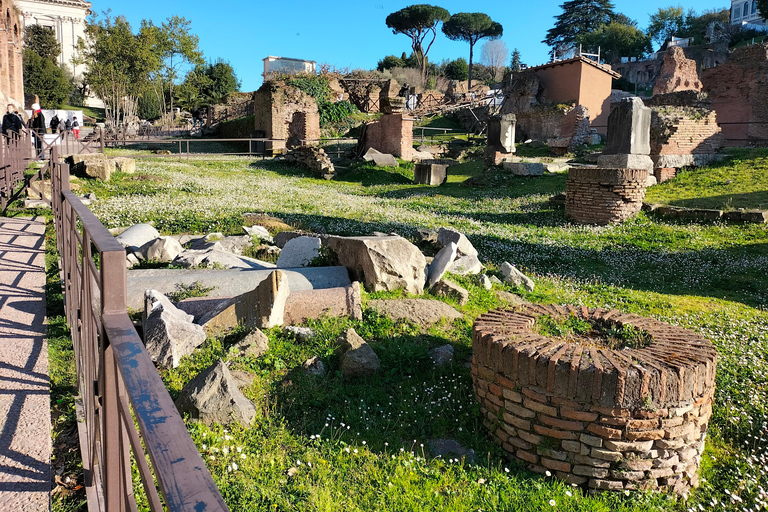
[30,103,46,158]
[72,116,80,140]
[1,103,24,139]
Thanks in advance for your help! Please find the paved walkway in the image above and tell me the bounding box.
[0,217,50,511]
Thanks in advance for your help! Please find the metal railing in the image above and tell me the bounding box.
[1,130,34,212]
[49,145,228,512]
[105,137,271,161]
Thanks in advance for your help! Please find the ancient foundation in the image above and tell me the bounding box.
[363,114,413,161]
[565,168,648,225]
[472,304,717,495]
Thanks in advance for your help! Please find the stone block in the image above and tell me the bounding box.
[596,154,654,171]
[602,97,651,156]
[487,113,516,153]
[414,159,456,185]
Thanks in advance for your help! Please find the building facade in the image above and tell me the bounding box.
[1,0,25,109]
[263,56,316,77]
[730,0,767,27]
[15,0,91,78]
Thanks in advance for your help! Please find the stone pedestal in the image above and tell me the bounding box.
[487,114,516,153]
[414,159,456,185]
[598,97,652,170]
[566,168,649,225]
[362,114,413,161]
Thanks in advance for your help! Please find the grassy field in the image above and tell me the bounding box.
[47,152,768,511]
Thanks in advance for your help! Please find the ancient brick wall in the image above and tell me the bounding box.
[253,81,320,153]
[362,114,413,160]
[702,44,768,145]
[472,305,717,495]
[566,168,648,225]
[650,108,722,156]
[653,47,702,96]
[0,0,25,109]
[207,92,254,126]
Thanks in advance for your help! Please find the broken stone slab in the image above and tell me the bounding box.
[722,210,768,223]
[116,223,160,258]
[437,227,477,257]
[303,356,327,377]
[85,159,116,181]
[178,282,362,328]
[474,274,493,290]
[448,254,483,275]
[173,243,274,270]
[113,157,136,174]
[242,224,273,243]
[432,279,469,306]
[502,162,545,176]
[428,439,475,463]
[187,235,254,256]
[414,159,458,186]
[325,235,426,295]
[126,266,352,310]
[368,299,463,328]
[199,269,290,332]
[336,328,380,379]
[145,236,183,263]
[273,231,320,248]
[500,262,535,292]
[363,147,399,167]
[427,242,457,288]
[285,326,316,342]
[602,97,651,156]
[411,149,435,162]
[175,359,256,426]
[143,290,207,368]
[276,236,321,268]
[283,282,363,325]
[429,344,454,366]
[229,329,269,358]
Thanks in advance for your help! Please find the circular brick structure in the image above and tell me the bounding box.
[565,168,648,225]
[471,304,717,495]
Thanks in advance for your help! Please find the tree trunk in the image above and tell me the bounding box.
[468,41,474,90]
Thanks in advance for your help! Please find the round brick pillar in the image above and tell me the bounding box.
[565,168,648,225]
[471,305,717,495]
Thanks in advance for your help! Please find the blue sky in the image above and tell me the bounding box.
[99,0,727,92]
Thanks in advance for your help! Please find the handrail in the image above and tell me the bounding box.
[49,145,228,512]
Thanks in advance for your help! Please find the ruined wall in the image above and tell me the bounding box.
[702,44,768,145]
[0,0,25,109]
[514,105,570,142]
[207,92,254,127]
[253,81,320,153]
[615,47,728,91]
[362,114,413,161]
[653,47,702,96]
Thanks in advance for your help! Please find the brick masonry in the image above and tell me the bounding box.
[702,44,768,145]
[362,114,413,161]
[565,168,648,225]
[253,81,320,154]
[472,305,717,496]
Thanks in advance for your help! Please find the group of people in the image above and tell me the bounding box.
[2,103,80,159]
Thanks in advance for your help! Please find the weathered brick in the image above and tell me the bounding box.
[506,402,536,419]
[502,389,523,403]
[518,430,543,445]
[591,406,631,417]
[551,396,583,410]
[665,422,696,440]
[590,479,625,490]
[599,416,630,427]
[542,457,571,472]
[633,408,668,419]
[620,459,653,471]
[574,455,611,468]
[497,375,515,390]
[557,472,588,485]
[503,412,531,431]
[537,447,568,461]
[654,438,685,450]
[591,447,624,462]
[604,440,654,452]
[679,447,698,462]
[506,435,532,451]
[573,465,609,478]
[628,419,660,430]
[625,429,665,441]
[562,440,581,453]
[522,387,548,403]
[652,454,679,468]
[579,433,604,448]
[648,467,675,478]
[610,469,646,481]
[524,397,557,417]
[539,415,584,432]
[533,425,578,440]
[516,449,539,464]
[561,408,598,422]
[587,424,622,439]
[661,417,684,428]
[489,384,502,397]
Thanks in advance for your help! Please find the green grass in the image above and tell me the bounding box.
[61,104,105,123]
[42,149,768,511]
[644,149,768,210]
